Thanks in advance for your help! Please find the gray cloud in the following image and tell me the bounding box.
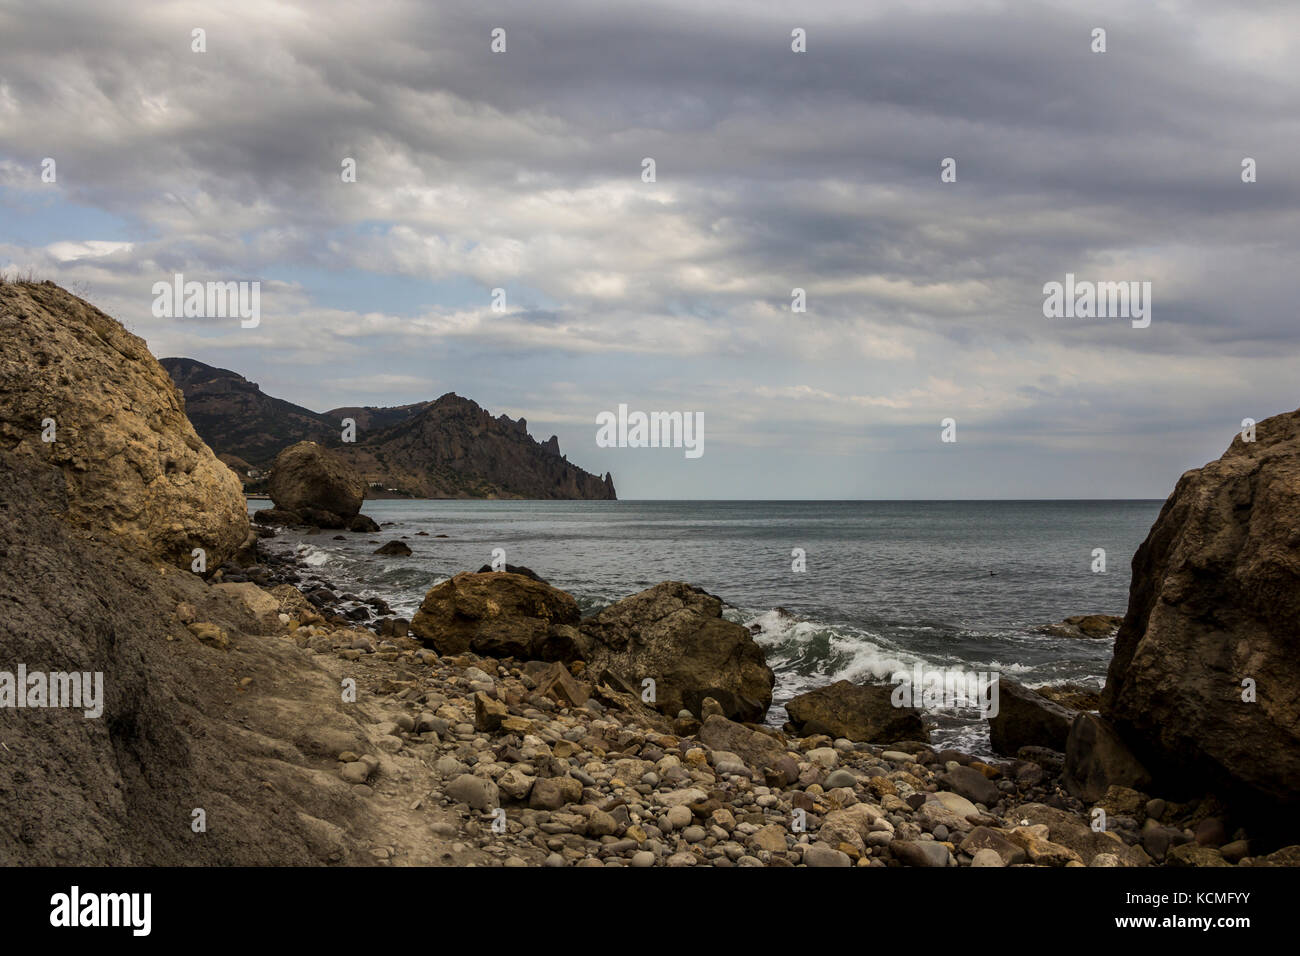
[1,0,1297,497]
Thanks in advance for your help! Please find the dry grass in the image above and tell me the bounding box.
[0,267,43,285]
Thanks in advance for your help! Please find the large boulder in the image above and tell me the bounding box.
[0,281,248,568]
[988,679,1077,755]
[409,571,583,658]
[785,680,928,744]
[267,441,366,520]
[1099,409,1300,806]
[577,582,775,723]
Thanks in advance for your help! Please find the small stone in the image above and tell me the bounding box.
[340,761,370,784]
[802,844,852,867]
[529,775,582,810]
[665,805,693,830]
[751,825,788,853]
[474,691,508,732]
[807,747,838,769]
[447,774,499,811]
[891,839,953,867]
[825,769,857,789]
[187,621,229,650]
[498,768,536,801]
[1195,817,1226,848]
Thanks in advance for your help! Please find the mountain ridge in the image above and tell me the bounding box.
[160,358,616,500]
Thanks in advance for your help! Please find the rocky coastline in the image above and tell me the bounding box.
[2,281,1297,868]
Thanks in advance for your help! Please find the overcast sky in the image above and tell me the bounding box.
[2,0,1297,498]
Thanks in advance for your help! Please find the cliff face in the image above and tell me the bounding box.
[1100,407,1300,805]
[0,447,385,865]
[1,284,248,567]
[338,393,617,499]
[164,359,615,500]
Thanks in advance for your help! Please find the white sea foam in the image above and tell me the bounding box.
[294,544,333,567]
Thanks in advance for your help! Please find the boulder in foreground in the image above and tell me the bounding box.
[0,281,247,568]
[577,582,775,723]
[785,680,928,744]
[407,575,774,723]
[1098,408,1300,806]
[409,571,583,658]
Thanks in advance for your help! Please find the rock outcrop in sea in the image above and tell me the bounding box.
[259,439,376,531]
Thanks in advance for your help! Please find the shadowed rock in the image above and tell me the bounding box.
[0,449,377,865]
[988,679,1077,755]
[1099,407,1300,807]
[785,680,927,744]
[409,571,582,658]
[1062,712,1152,803]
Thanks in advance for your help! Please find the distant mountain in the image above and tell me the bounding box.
[161,357,616,500]
[159,357,338,466]
[338,392,617,500]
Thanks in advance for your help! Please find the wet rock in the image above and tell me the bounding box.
[349,514,380,533]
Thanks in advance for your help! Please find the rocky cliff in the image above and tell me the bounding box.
[1,283,248,568]
[342,393,617,500]
[164,358,616,500]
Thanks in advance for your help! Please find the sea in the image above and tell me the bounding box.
[249,499,1162,754]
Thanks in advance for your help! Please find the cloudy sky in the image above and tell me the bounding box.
[2,0,1297,499]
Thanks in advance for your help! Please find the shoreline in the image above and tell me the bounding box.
[214,513,1282,866]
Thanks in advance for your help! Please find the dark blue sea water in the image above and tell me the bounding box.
[250,499,1161,752]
